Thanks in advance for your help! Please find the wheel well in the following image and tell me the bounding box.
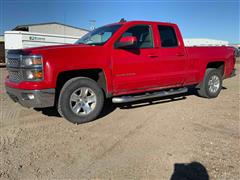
[206,61,224,76]
[55,69,107,104]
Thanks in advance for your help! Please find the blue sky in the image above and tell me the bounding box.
[0,0,239,43]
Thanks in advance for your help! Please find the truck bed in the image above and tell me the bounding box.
[186,46,235,79]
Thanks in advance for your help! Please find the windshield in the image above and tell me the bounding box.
[75,24,122,46]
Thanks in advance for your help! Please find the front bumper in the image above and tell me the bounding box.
[5,86,55,108]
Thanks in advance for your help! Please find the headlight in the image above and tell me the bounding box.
[24,69,43,81]
[22,55,43,67]
[21,55,44,81]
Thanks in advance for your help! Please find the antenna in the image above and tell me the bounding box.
[89,20,96,30]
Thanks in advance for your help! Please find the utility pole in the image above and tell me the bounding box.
[89,20,96,30]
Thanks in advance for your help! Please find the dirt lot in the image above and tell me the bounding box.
[0,63,239,180]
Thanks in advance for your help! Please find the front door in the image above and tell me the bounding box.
[111,24,159,93]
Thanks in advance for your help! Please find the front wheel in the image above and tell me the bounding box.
[197,68,222,98]
[58,77,104,124]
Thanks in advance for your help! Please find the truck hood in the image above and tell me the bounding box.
[22,43,108,69]
[24,44,91,53]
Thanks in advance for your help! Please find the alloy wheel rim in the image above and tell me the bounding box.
[69,87,97,116]
[208,75,220,93]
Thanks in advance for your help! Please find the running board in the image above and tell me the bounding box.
[112,87,188,103]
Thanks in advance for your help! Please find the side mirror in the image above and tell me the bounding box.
[115,36,137,48]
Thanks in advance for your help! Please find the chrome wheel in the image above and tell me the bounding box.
[69,87,97,116]
[208,75,220,93]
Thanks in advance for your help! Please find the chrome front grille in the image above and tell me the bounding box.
[6,54,21,68]
[6,53,22,83]
[8,70,23,82]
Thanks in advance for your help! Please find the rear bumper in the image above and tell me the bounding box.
[5,86,55,108]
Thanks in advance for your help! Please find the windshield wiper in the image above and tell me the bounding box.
[86,42,104,46]
[75,42,86,45]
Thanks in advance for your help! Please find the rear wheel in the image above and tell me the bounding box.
[58,77,104,124]
[197,68,222,98]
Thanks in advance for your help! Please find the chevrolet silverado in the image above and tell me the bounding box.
[5,20,236,123]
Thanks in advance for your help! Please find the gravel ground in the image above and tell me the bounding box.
[0,63,239,180]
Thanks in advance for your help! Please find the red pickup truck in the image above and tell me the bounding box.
[5,20,236,124]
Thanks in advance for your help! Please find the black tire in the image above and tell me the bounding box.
[58,77,104,124]
[197,68,222,98]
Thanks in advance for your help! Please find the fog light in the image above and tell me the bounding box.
[27,94,35,100]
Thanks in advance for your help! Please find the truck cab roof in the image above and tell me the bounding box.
[106,20,177,27]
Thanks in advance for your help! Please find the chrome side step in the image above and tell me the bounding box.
[112,87,188,103]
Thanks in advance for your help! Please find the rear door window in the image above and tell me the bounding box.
[158,26,178,47]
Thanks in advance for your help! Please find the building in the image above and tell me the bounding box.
[1,22,89,64]
[12,22,89,37]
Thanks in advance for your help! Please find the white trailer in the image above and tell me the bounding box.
[4,31,85,50]
[3,30,87,64]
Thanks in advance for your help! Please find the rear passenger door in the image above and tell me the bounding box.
[156,25,187,87]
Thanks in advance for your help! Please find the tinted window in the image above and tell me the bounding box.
[158,26,178,47]
[121,25,153,48]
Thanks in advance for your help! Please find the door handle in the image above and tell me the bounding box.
[176,53,184,56]
[148,54,159,58]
